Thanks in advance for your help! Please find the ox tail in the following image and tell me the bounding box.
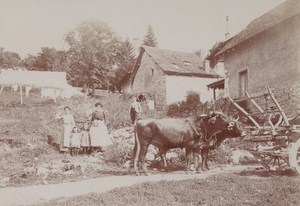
[133,122,141,176]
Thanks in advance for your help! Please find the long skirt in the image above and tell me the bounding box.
[70,133,81,148]
[60,125,73,152]
[89,120,112,147]
[81,131,90,147]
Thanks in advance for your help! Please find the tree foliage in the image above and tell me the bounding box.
[142,25,158,47]
[21,47,68,71]
[0,48,21,68]
[114,38,136,86]
[167,91,201,117]
[65,20,122,93]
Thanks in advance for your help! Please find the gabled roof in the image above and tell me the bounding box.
[132,46,219,81]
[205,41,227,60]
[215,0,300,56]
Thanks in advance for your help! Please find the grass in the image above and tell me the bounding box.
[35,173,300,206]
[0,88,132,186]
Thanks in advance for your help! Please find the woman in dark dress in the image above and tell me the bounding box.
[89,102,112,151]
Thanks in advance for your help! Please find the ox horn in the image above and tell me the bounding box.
[232,114,239,122]
[218,109,230,120]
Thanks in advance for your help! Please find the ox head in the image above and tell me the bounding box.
[216,111,247,137]
[205,111,247,138]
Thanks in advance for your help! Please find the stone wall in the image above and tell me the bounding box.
[131,52,168,116]
[225,15,300,116]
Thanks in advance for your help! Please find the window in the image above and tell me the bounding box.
[238,70,248,97]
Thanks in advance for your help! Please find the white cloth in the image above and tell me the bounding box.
[80,131,90,147]
[89,120,112,147]
[70,133,81,148]
[25,86,32,97]
[55,113,75,151]
[63,125,73,148]
[130,102,142,113]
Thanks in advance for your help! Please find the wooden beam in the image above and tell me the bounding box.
[267,86,290,126]
[245,91,266,117]
[20,84,23,105]
[228,96,262,129]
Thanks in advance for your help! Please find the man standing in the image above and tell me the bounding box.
[130,96,142,125]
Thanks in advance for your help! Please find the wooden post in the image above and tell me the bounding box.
[53,88,57,104]
[213,88,216,101]
[20,84,23,105]
[0,85,4,95]
[228,96,262,129]
[245,91,266,117]
[267,86,290,126]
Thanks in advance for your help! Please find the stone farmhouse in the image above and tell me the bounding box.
[206,0,300,115]
[129,46,220,111]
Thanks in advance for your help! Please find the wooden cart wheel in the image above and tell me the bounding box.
[260,153,288,171]
[288,138,300,174]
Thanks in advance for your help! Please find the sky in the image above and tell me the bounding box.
[0,0,284,58]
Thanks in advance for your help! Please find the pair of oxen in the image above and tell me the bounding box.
[133,112,247,176]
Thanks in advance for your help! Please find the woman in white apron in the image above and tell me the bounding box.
[55,106,75,152]
[89,102,112,152]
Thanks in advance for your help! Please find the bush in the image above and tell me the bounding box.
[103,141,132,166]
[167,91,201,117]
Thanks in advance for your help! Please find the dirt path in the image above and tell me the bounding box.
[0,165,257,206]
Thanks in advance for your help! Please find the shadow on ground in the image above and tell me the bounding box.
[236,167,299,177]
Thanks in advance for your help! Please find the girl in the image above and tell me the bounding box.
[81,122,90,155]
[89,102,112,152]
[70,127,81,156]
[55,106,75,152]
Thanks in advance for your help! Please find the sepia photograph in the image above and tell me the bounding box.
[0,0,299,205]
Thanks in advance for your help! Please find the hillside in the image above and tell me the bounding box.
[0,89,133,187]
[0,88,259,188]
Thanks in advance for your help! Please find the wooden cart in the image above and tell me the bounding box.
[229,86,300,174]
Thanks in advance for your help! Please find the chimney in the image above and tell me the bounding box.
[204,60,210,73]
[225,16,230,40]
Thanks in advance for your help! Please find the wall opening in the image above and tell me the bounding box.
[238,70,248,97]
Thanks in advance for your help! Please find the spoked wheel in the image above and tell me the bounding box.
[289,138,300,174]
[260,153,288,171]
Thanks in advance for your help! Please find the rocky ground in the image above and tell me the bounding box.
[0,125,257,188]
[1,90,299,206]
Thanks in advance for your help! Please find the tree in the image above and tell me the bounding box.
[20,47,68,72]
[142,25,158,47]
[65,20,122,95]
[21,54,37,69]
[35,47,56,70]
[114,38,136,85]
[0,48,21,68]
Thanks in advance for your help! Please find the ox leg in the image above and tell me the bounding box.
[131,143,137,168]
[140,144,150,175]
[185,147,193,174]
[204,148,210,170]
[200,149,206,171]
[194,152,202,173]
[161,153,168,168]
[158,149,168,171]
[133,141,140,176]
[201,148,210,171]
